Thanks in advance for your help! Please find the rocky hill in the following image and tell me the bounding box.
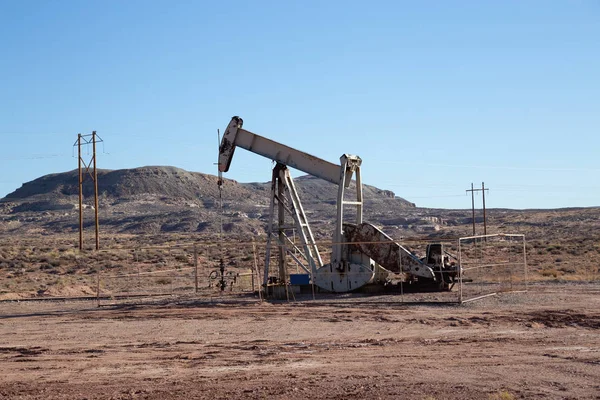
[1,166,599,287]
[0,166,416,236]
[4,166,255,204]
[1,166,599,247]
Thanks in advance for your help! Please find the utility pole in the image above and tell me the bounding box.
[466,182,490,236]
[194,244,199,293]
[93,133,100,250]
[468,183,475,235]
[74,131,103,250]
[78,134,83,250]
[482,182,488,236]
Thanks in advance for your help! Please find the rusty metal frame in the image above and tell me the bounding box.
[458,233,527,304]
[263,164,322,286]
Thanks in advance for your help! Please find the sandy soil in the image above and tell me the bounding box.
[0,284,599,400]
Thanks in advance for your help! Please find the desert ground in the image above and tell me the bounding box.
[1,180,599,399]
[1,283,599,400]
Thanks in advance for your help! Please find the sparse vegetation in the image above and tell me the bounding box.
[489,390,516,400]
[155,278,172,285]
[0,167,598,298]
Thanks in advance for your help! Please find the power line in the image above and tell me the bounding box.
[381,161,600,173]
[404,194,467,199]
[466,182,489,236]
[0,154,70,160]
[74,131,103,251]
[0,154,111,161]
[0,132,73,136]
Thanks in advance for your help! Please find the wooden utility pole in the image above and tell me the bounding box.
[482,182,488,236]
[74,132,103,250]
[468,183,475,235]
[78,134,83,250]
[466,182,490,236]
[93,132,100,250]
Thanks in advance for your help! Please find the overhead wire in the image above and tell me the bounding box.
[0,132,74,136]
[0,132,597,206]
[0,154,71,160]
[0,155,593,199]
[379,160,600,172]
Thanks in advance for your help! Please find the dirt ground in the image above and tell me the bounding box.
[0,283,599,400]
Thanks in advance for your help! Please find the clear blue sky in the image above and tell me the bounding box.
[1,1,598,209]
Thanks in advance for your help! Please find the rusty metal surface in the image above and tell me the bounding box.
[344,223,435,279]
[217,117,243,173]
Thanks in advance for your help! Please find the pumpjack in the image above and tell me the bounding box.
[218,116,460,293]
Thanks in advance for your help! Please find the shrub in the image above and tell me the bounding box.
[489,390,516,400]
[103,262,124,269]
[49,258,62,268]
[541,268,560,278]
[174,254,188,263]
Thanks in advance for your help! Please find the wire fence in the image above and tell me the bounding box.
[94,243,261,304]
[459,234,527,303]
[0,235,530,304]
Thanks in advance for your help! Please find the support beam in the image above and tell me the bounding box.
[219,117,341,185]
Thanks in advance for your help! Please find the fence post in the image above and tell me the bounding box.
[194,244,199,294]
[252,240,262,302]
[96,267,100,304]
[458,238,463,304]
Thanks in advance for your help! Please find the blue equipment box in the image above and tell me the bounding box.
[289,274,310,285]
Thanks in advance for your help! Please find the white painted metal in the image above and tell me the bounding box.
[285,248,311,275]
[332,155,363,268]
[219,117,341,185]
[281,168,323,274]
[460,292,498,304]
[220,116,370,293]
[344,222,436,280]
[313,263,374,293]
[262,164,323,283]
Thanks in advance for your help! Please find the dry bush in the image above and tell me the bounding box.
[541,268,561,278]
[489,390,516,400]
